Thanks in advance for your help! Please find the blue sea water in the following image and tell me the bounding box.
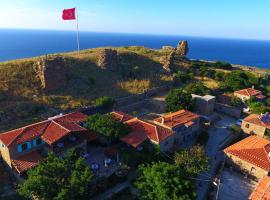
[1,29,270,68]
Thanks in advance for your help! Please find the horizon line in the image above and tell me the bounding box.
[1,27,270,42]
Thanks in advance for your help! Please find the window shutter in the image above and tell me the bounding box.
[17,145,22,153]
[27,142,32,149]
[32,139,37,147]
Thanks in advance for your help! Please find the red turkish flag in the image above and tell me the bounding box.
[62,8,76,20]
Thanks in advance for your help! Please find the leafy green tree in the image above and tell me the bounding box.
[214,71,226,81]
[17,150,93,200]
[173,71,190,83]
[214,61,232,70]
[229,96,242,107]
[95,96,115,110]
[184,82,210,96]
[174,145,209,175]
[165,89,193,112]
[221,70,258,91]
[84,114,129,140]
[135,162,196,200]
[249,102,269,114]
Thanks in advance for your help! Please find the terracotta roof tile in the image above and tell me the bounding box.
[0,112,87,147]
[244,113,270,129]
[11,151,43,174]
[120,117,174,147]
[153,109,199,129]
[234,88,262,97]
[110,111,134,122]
[224,136,270,171]
[249,176,270,200]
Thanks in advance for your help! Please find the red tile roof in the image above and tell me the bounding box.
[153,109,199,129]
[11,151,43,174]
[0,112,87,147]
[80,132,98,142]
[119,117,174,147]
[224,136,270,171]
[110,111,134,122]
[249,176,270,200]
[244,113,270,129]
[234,88,262,97]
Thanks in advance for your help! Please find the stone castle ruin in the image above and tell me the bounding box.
[97,48,118,71]
[34,56,67,91]
[176,40,189,57]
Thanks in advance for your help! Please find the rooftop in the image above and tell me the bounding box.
[249,176,270,200]
[243,113,270,129]
[110,111,134,122]
[0,112,87,147]
[11,151,43,174]
[224,135,270,171]
[234,88,262,97]
[153,109,199,129]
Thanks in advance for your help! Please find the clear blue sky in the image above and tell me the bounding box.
[1,0,270,40]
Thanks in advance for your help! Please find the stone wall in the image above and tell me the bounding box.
[34,56,67,91]
[97,49,118,71]
[241,120,266,137]
[214,103,242,118]
[225,153,267,179]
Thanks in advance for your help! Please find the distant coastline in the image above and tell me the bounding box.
[1,29,270,68]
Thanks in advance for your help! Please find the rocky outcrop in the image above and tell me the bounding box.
[34,56,67,91]
[162,49,176,73]
[176,40,189,57]
[97,49,118,71]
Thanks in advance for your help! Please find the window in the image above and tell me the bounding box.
[246,123,250,128]
[21,143,28,151]
[36,138,42,145]
[1,143,5,149]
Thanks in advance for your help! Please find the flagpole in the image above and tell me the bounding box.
[76,6,80,55]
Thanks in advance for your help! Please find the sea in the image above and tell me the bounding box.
[1,29,270,69]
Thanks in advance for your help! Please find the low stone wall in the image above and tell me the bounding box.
[115,84,172,108]
[214,103,242,118]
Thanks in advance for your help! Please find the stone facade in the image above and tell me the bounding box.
[192,94,216,116]
[34,56,67,91]
[162,49,176,73]
[225,153,268,179]
[97,49,118,71]
[241,120,266,137]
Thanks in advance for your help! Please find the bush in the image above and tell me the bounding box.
[214,71,226,81]
[95,96,115,109]
[214,61,232,70]
[185,82,210,96]
[165,88,193,112]
[230,96,242,107]
[173,71,190,83]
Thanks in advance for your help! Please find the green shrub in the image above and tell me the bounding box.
[185,82,210,96]
[95,96,115,109]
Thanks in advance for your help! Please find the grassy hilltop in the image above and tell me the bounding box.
[0,45,266,131]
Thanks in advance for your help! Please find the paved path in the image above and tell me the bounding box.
[92,171,137,200]
[196,114,236,200]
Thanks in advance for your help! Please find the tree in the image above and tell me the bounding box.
[214,71,226,81]
[95,96,115,110]
[84,113,129,140]
[174,145,209,175]
[229,96,242,107]
[165,89,193,112]
[17,150,93,200]
[134,162,196,200]
[184,82,210,96]
[221,70,258,91]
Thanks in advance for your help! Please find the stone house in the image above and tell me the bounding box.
[0,112,97,175]
[234,88,265,102]
[112,109,200,152]
[241,113,270,137]
[249,175,270,200]
[224,135,270,179]
[192,94,216,116]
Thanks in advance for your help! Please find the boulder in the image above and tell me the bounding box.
[34,56,67,91]
[97,49,118,71]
